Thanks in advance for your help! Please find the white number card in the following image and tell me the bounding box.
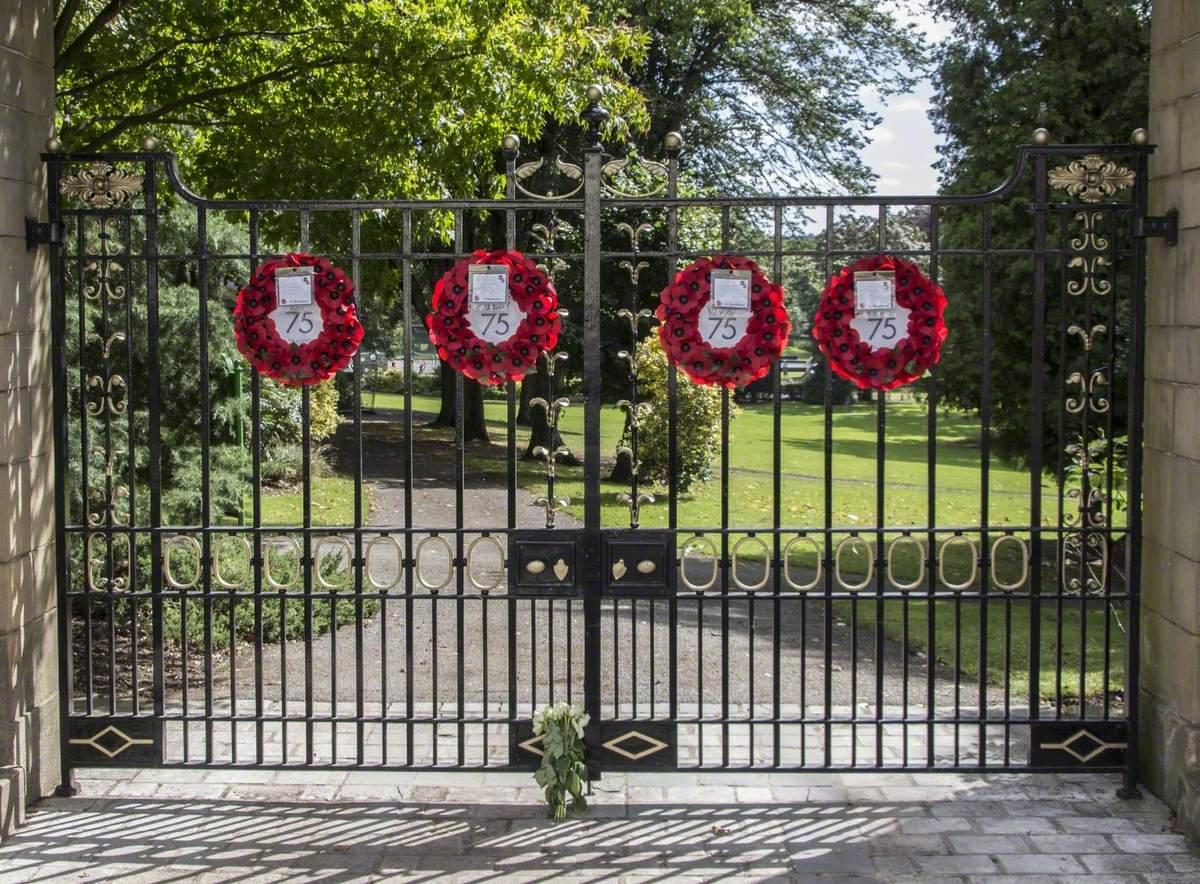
[698,298,750,347]
[276,267,315,306]
[469,264,510,309]
[853,270,895,312]
[710,269,752,313]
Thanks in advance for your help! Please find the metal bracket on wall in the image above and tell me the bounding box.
[25,217,63,250]
[1133,209,1178,246]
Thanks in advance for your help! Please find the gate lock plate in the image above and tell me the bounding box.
[509,529,582,595]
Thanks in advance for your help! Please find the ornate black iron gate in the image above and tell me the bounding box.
[41,91,1157,794]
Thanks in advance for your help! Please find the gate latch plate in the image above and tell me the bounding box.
[1134,210,1177,246]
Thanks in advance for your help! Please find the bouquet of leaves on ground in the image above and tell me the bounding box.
[532,702,590,821]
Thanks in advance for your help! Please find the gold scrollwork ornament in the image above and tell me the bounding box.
[61,162,144,208]
[1048,155,1135,203]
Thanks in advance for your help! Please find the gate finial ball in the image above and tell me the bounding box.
[44,136,63,154]
[1032,128,1050,145]
[501,133,520,153]
[142,135,160,151]
[663,131,684,153]
[1131,128,1149,146]
[585,84,603,104]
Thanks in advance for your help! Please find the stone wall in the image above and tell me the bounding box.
[0,0,57,839]
[1142,0,1200,843]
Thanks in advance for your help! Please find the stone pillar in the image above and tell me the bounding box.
[1142,0,1200,843]
[0,0,57,839]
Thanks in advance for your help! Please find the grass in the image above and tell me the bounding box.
[311,394,1127,703]
[227,476,370,527]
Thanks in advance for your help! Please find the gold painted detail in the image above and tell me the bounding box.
[1070,211,1109,251]
[552,558,569,581]
[526,559,546,575]
[61,162,144,208]
[636,559,656,575]
[1067,256,1111,296]
[612,558,627,581]
[69,725,153,759]
[515,156,583,201]
[1040,729,1126,763]
[601,156,669,198]
[1048,156,1135,203]
[517,732,545,757]
[602,730,669,762]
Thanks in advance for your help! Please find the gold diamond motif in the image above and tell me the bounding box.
[69,725,153,759]
[517,732,545,757]
[602,729,668,762]
[1040,729,1126,763]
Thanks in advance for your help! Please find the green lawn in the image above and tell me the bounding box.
[229,476,370,527]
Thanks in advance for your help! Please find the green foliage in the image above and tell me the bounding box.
[632,335,728,493]
[56,1,648,191]
[260,444,333,488]
[260,379,341,445]
[532,702,590,821]
[928,0,1149,467]
[599,0,927,191]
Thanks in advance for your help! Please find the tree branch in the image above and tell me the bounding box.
[58,27,332,99]
[78,55,351,151]
[57,0,129,74]
[54,0,83,56]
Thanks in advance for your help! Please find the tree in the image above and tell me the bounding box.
[928,0,1149,466]
[55,0,651,446]
[598,0,927,192]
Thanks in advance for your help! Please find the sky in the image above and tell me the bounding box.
[858,4,954,196]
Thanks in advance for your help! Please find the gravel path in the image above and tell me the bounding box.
[222,409,979,721]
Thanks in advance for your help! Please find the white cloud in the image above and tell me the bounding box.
[882,160,907,169]
[870,127,897,143]
[891,97,929,113]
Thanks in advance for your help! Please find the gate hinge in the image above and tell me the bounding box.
[25,217,63,250]
[1133,210,1177,246]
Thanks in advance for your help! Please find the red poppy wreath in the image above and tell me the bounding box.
[656,254,790,388]
[812,254,947,391]
[426,249,560,385]
[233,253,364,386]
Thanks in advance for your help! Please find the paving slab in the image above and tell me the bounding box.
[1,770,1196,882]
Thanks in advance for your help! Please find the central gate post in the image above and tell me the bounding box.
[580,86,608,766]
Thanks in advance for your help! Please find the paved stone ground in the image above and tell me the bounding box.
[2,769,1196,882]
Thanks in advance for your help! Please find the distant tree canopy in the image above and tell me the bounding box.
[598,0,926,192]
[928,0,1150,467]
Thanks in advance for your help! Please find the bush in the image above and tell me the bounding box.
[260,443,334,488]
[260,377,341,444]
[631,335,728,493]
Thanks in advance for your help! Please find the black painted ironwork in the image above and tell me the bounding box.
[42,97,1149,794]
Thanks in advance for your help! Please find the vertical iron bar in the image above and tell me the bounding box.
[352,209,364,764]
[582,140,603,738]
[980,206,993,764]
[1029,156,1048,722]
[300,210,313,765]
[403,208,414,766]
[198,206,213,764]
[49,158,77,794]
[772,204,783,767]
[249,210,264,764]
[1119,149,1148,799]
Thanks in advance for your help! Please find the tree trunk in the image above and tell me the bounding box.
[521,367,579,464]
[607,408,634,482]
[429,362,490,443]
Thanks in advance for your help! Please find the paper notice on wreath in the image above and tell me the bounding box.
[469,264,509,309]
[710,269,752,315]
[273,267,322,345]
[852,271,908,349]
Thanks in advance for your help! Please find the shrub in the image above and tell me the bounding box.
[260,443,334,488]
[631,335,728,493]
[260,378,341,444]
